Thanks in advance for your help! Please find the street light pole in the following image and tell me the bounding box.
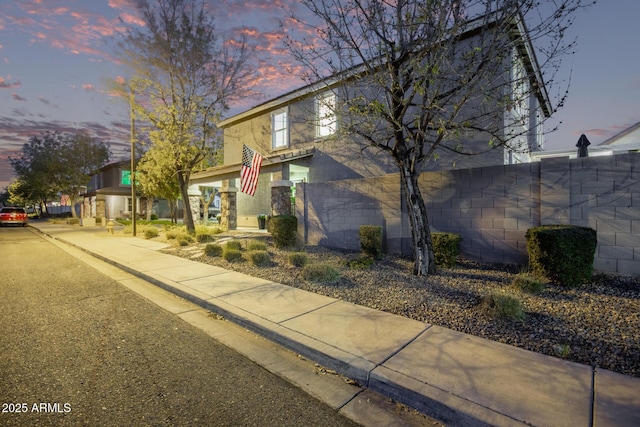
[130,88,136,237]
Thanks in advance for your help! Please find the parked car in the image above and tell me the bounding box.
[0,207,28,226]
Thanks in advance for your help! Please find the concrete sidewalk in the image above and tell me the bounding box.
[30,222,640,426]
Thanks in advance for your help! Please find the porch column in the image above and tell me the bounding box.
[219,184,238,230]
[188,185,200,225]
[270,180,293,216]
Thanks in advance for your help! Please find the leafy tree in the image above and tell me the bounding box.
[116,0,253,233]
[56,133,111,217]
[10,132,65,212]
[136,143,181,224]
[285,0,593,276]
[9,132,110,217]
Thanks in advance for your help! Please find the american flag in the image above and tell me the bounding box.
[240,144,263,196]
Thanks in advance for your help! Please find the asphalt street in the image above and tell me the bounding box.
[0,227,365,426]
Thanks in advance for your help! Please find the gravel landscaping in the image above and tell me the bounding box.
[158,230,640,378]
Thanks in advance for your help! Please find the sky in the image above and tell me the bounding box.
[1,0,639,190]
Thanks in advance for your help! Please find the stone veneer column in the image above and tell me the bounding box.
[270,180,293,216]
[219,186,238,230]
[188,186,201,225]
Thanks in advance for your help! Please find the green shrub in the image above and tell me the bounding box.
[176,233,194,246]
[150,214,158,220]
[347,255,375,269]
[302,263,341,283]
[225,240,242,251]
[223,248,243,262]
[432,232,462,267]
[196,233,215,243]
[512,273,545,294]
[270,215,298,248]
[359,225,383,259]
[143,227,159,239]
[246,239,267,251]
[526,225,597,287]
[288,252,308,267]
[211,227,224,234]
[204,243,223,257]
[248,250,271,267]
[482,291,525,321]
[165,228,181,240]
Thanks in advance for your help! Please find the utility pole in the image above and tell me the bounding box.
[130,89,136,237]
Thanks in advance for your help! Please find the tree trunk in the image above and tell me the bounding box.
[177,172,195,233]
[399,162,436,276]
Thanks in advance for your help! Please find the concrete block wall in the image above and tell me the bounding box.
[296,175,404,252]
[296,152,640,276]
[420,163,540,265]
[567,154,640,276]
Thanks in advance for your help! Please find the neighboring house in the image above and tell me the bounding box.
[530,122,640,161]
[191,13,551,230]
[81,160,145,221]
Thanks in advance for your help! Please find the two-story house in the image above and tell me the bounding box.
[190,12,552,244]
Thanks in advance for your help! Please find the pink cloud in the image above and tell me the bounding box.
[0,77,21,89]
[12,93,27,102]
[82,84,96,92]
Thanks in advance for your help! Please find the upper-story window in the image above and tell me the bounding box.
[316,92,336,137]
[272,108,289,149]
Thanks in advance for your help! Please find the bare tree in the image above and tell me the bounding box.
[285,0,593,276]
[116,0,253,233]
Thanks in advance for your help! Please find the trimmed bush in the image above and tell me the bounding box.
[143,227,159,239]
[223,248,243,262]
[359,225,382,259]
[482,291,525,321]
[526,225,597,287]
[512,273,545,294]
[246,239,267,251]
[302,263,341,283]
[204,243,223,257]
[432,232,462,267]
[270,215,297,248]
[248,250,271,267]
[288,252,308,267]
[225,240,242,251]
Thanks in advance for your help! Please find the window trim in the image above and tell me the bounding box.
[315,91,337,138]
[272,108,289,149]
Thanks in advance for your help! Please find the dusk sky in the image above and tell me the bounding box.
[1,1,639,190]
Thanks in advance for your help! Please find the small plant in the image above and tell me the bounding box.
[246,239,267,251]
[143,227,159,239]
[359,225,382,259]
[552,343,571,358]
[248,250,271,267]
[196,233,215,243]
[225,240,242,251]
[482,291,525,321]
[165,228,181,240]
[223,248,243,262]
[270,215,298,248]
[347,255,375,269]
[204,243,223,257]
[302,263,341,283]
[176,233,194,246]
[288,252,308,268]
[512,273,545,294]
[432,232,462,268]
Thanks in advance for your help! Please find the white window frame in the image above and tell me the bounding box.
[272,108,289,149]
[316,91,337,137]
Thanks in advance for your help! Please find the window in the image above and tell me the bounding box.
[272,109,289,149]
[316,92,336,137]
